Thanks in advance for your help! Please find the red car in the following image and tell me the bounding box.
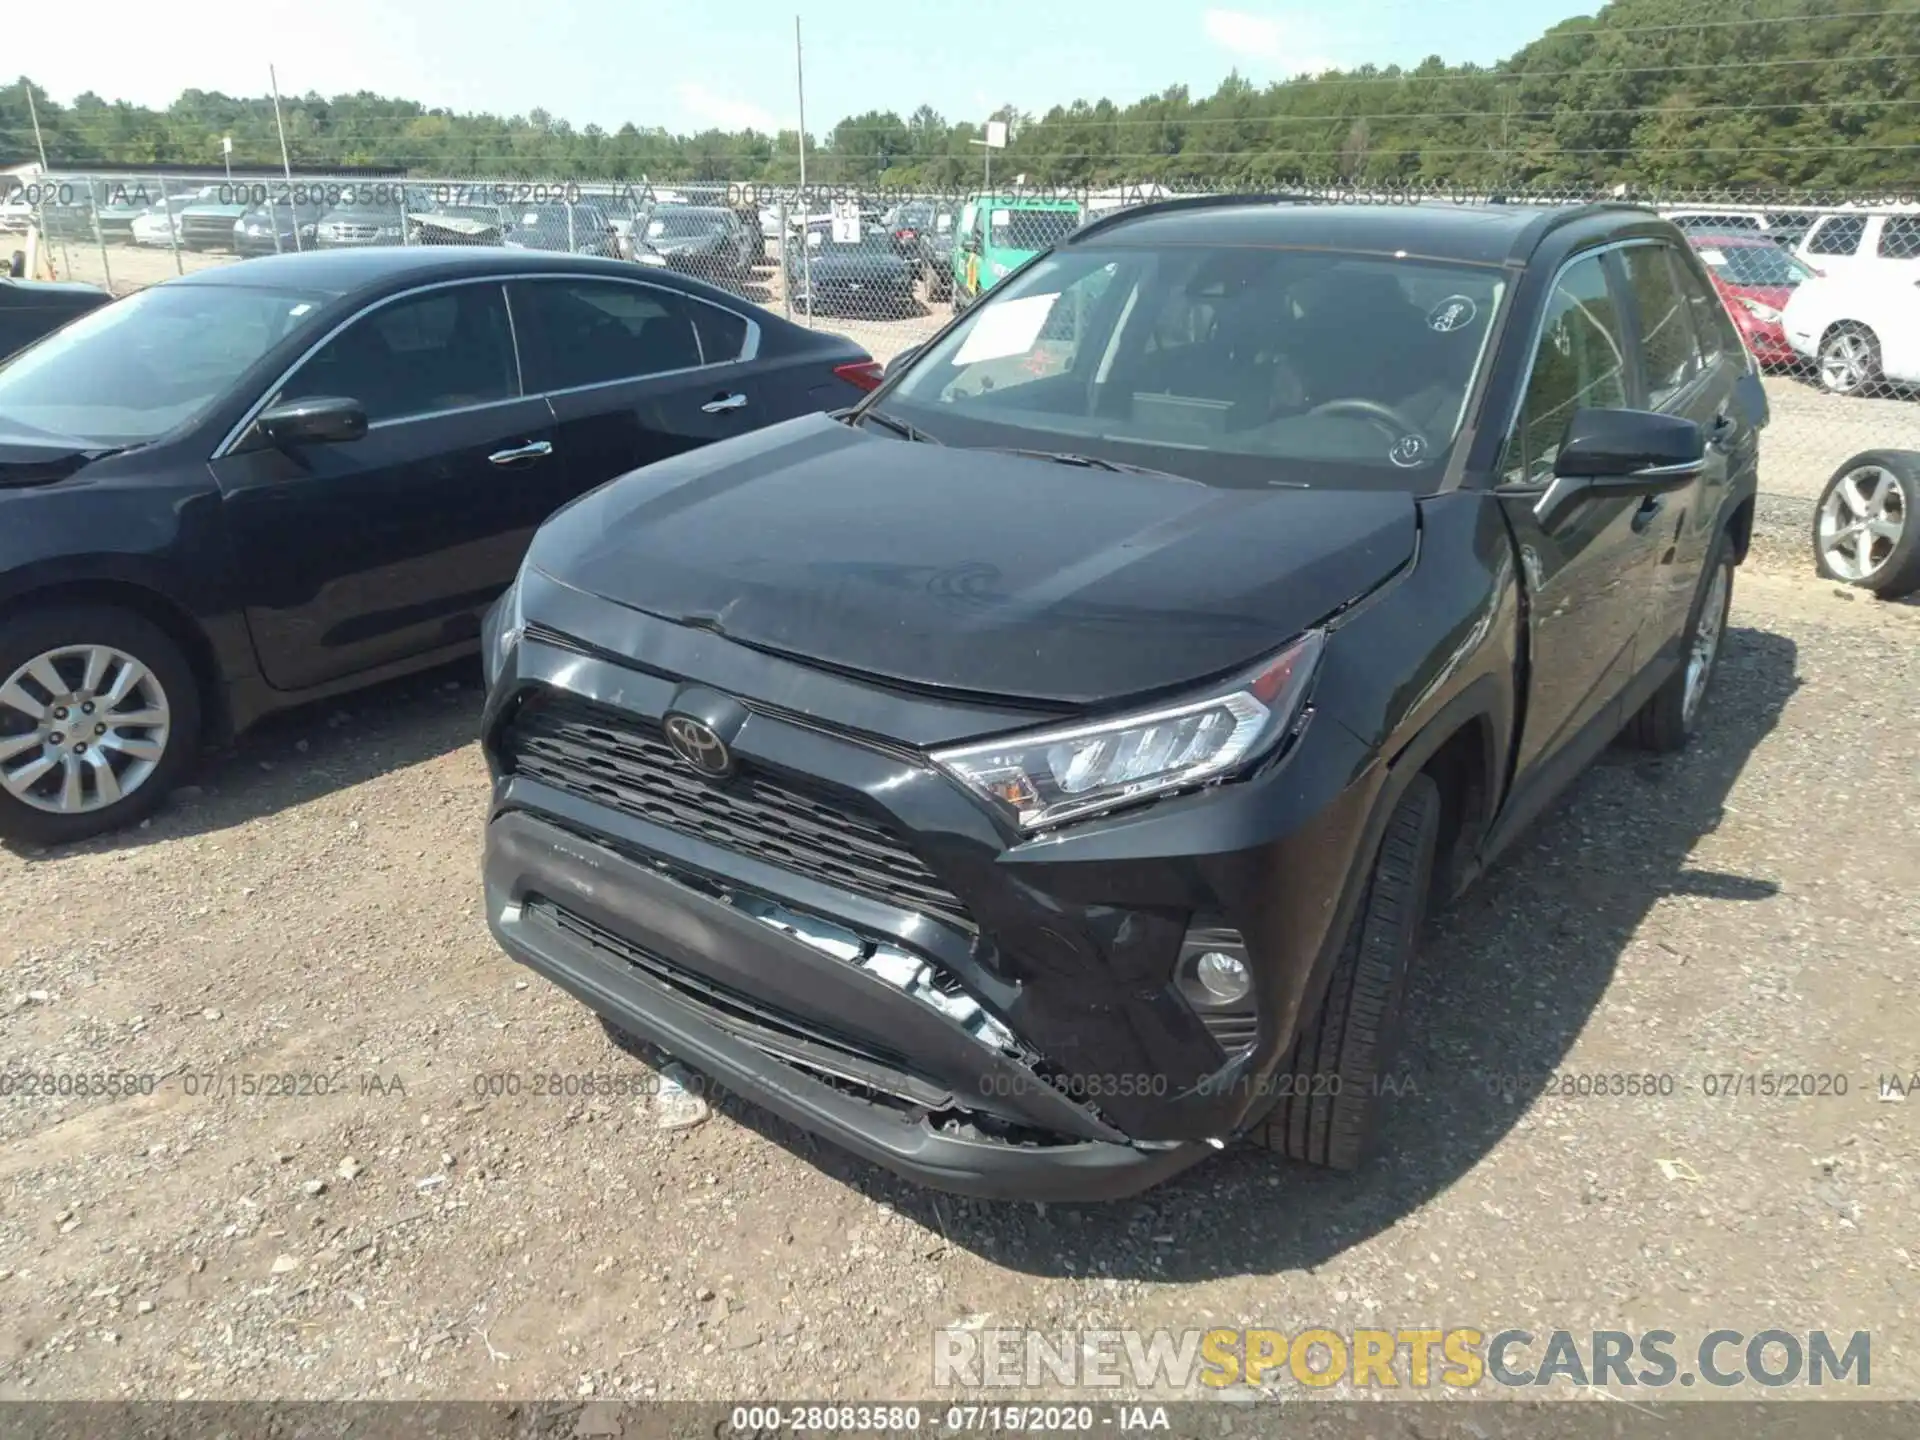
[1686,232,1818,368]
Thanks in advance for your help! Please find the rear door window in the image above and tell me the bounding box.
[513,278,707,391]
[1806,216,1867,257]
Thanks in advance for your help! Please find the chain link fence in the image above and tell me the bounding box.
[6,170,1919,523]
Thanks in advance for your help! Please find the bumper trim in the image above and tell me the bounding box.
[485,811,1213,1202]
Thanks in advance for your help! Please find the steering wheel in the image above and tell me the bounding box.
[1308,397,1424,440]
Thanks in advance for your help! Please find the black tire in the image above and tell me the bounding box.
[0,604,202,846]
[1623,528,1736,752]
[1811,450,1920,600]
[1253,771,1440,1171]
[1817,322,1883,397]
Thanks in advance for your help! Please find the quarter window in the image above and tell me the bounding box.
[276,283,517,425]
[1878,216,1920,259]
[1806,216,1867,257]
[514,279,708,391]
[1503,255,1630,484]
[1618,244,1703,407]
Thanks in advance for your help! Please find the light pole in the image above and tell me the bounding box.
[968,118,1008,198]
[222,135,233,182]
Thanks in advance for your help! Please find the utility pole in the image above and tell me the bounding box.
[795,16,812,323]
[23,81,50,169]
[270,66,301,250]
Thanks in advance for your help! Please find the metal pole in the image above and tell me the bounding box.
[271,65,302,251]
[89,179,114,293]
[23,83,54,278]
[161,175,185,276]
[795,15,813,327]
[778,199,790,320]
[24,82,50,169]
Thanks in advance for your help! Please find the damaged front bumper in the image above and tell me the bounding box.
[484,809,1213,1201]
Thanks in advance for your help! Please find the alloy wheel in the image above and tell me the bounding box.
[1682,562,1731,729]
[1818,463,1907,583]
[0,644,172,815]
[1820,331,1875,395]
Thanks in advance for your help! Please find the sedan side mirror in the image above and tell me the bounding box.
[883,344,921,379]
[250,396,369,450]
[1535,408,1704,530]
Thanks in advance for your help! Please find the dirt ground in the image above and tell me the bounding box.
[0,521,1915,1402]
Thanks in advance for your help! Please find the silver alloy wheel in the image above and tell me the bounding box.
[1818,463,1907,582]
[1683,562,1731,729]
[0,644,171,815]
[1820,330,1875,394]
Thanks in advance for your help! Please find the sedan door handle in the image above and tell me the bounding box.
[701,392,750,414]
[488,440,553,466]
[1631,494,1667,533]
[1708,412,1737,452]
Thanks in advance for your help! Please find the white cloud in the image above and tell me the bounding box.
[1202,8,1338,73]
[675,83,782,135]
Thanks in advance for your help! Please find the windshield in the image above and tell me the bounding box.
[0,283,325,445]
[648,209,728,239]
[878,243,1507,489]
[1695,241,1816,289]
[990,208,1083,252]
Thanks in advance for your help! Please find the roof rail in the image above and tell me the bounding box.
[1505,199,1670,262]
[1067,190,1330,243]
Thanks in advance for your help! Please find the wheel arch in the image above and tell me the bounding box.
[0,578,232,744]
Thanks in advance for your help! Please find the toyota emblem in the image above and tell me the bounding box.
[663,715,734,778]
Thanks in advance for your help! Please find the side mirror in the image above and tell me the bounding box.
[883,344,921,379]
[961,234,980,253]
[1535,408,1705,530]
[250,396,368,450]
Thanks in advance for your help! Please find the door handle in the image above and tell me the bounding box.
[701,392,750,414]
[488,440,553,466]
[1708,412,1736,451]
[1631,494,1666,533]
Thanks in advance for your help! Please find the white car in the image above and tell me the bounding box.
[1793,206,1920,285]
[1782,271,1920,396]
[0,192,34,233]
[129,196,195,247]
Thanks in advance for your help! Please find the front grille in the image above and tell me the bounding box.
[500,691,976,933]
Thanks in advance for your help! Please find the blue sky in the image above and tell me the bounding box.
[38,0,1599,136]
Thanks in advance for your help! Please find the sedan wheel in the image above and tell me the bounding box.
[1813,450,1920,599]
[1818,325,1881,397]
[0,644,171,816]
[0,607,201,844]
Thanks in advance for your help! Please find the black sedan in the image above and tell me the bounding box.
[785,221,918,317]
[0,247,882,843]
[635,206,757,286]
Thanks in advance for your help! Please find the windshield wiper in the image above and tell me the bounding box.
[987,447,1190,480]
[858,408,942,445]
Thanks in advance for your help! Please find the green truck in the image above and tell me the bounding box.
[950,194,1084,311]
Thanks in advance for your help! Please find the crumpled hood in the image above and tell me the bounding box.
[527,413,1417,705]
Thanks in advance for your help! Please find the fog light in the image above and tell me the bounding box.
[1194,950,1251,1005]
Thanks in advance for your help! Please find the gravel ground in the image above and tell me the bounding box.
[1,512,1914,1403]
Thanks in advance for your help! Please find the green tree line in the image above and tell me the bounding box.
[5,0,1916,191]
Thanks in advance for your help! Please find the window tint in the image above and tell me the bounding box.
[1504,255,1630,484]
[1618,244,1703,406]
[1672,250,1741,367]
[1878,216,1920,259]
[516,278,706,390]
[277,284,517,424]
[687,298,749,362]
[1807,216,1867,256]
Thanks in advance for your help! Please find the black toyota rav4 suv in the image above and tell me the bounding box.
[479,197,1767,1201]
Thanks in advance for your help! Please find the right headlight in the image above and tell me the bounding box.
[931,631,1324,834]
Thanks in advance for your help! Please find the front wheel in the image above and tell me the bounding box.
[1623,530,1736,753]
[1813,451,1920,599]
[1253,772,1441,1171]
[0,605,201,845]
